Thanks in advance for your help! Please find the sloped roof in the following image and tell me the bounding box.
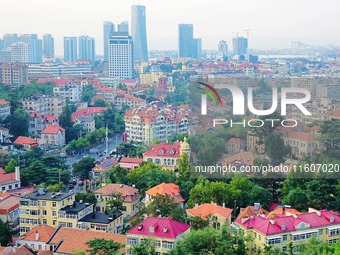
[21,225,56,242]
[146,183,184,203]
[127,216,190,239]
[186,203,233,219]
[13,136,38,145]
[267,207,302,218]
[41,124,65,134]
[95,183,139,198]
[236,205,269,220]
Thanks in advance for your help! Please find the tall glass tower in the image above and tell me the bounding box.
[43,34,55,57]
[63,37,77,62]
[131,5,148,61]
[103,21,114,61]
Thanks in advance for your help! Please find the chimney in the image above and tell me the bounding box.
[15,166,20,182]
[195,203,198,209]
[223,202,225,209]
[35,230,39,241]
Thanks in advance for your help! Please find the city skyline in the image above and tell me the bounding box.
[1,0,340,55]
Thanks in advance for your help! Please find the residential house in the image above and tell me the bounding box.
[74,115,95,133]
[236,203,269,220]
[28,112,59,137]
[22,96,65,118]
[142,138,190,171]
[0,99,10,121]
[91,158,117,177]
[0,166,21,192]
[144,183,185,208]
[53,84,82,102]
[117,157,143,171]
[95,183,140,218]
[0,62,28,85]
[15,225,126,255]
[126,216,190,255]
[282,131,320,158]
[40,124,65,147]
[186,202,233,229]
[267,207,302,218]
[0,194,20,236]
[0,245,52,255]
[13,136,39,149]
[19,190,124,236]
[226,138,246,155]
[233,208,340,253]
[221,151,261,172]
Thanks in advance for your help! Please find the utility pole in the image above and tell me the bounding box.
[105,123,108,158]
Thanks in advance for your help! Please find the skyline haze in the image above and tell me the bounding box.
[1,0,339,55]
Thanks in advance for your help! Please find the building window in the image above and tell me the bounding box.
[283,235,287,241]
[266,237,282,245]
[283,246,287,252]
[52,202,56,207]
[127,237,138,245]
[162,241,174,249]
[319,229,323,235]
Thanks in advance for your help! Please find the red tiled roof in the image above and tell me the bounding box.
[95,184,139,202]
[13,136,38,145]
[0,167,16,183]
[267,208,302,218]
[143,142,181,158]
[48,227,126,254]
[0,195,19,214]
[235,209,340,235]
[0,99,10,105]
[285,131,315,142]
[227,138,246,144]
[127,216,190,239]
[41,124,65,135]
[186,203,233,219]
[236,205,269,220]
[29,112,43,118]
[72,107,108,121]
[21,225,56,242]
[119,157,143,164]
[146,183,184,203]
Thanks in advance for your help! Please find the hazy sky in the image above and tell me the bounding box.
[1,0,339,55]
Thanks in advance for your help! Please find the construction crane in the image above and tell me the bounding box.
[232,32,244,38]
[244,29,256,39]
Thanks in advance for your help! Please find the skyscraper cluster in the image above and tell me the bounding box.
[178,24,202,58]
[0,33,54,63]
[63,36,95,62]
[232,37,248,55]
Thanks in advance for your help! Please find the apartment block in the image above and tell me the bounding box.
[124,104,199,145]
[19,190,124,236]
[22,95,65,117]
[233,208,340,254]
[53,84,82,102]
[0,99,11,121]
[0,62,28,85]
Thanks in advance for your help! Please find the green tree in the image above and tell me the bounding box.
[82,84,96,104]
[170,225,248,255]
[148,194,178,218]
[75,192,97,206]
[319,118,340,149]
[4,158,17,173]
[132,238,157,255]
[0,219,12,246]
[3,108,29,136]
[136,168,175,195]
[282,188,309,211]
[188,216,209,230]
[86,238,124,255]
[106,192,124,214]
[264,133,291,166]
[94,99,107,107]
[21,160,48,186]
[72,156,95,179]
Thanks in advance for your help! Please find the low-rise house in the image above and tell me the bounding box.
[13,136,39,150]
[74,115,95,133]
[186,202,233,229]
[126,216,190,255]
[28,113,59,137]
[40,124,65,148]
[0,194,20,236]
[236,203,269,220]
[0,99,11,121]
[0,166,21,192]
[233,208,340,253]
[144,183,185,208]
[282,131,320,158]
[15,225,126,255]
[95,183,140,219]
[226,137,246,155]
[91,158,117,177]
[142,138,190,171]
[117,157,143,170]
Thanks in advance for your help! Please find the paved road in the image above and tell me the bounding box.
[66,133,123,167]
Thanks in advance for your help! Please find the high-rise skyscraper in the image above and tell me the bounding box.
[108,32,133,79]
[232,37,248,55]
[178,24,201,58]
[43,34,55,57]
[103,21,114,62]
[218,40,228,56]
[3,34,18,49]
[78,36,95,61]
[131,5,148,61]
[64,37,77,62]
[0,39,4,52]
[18,34,42,63]
[118,21,129,33]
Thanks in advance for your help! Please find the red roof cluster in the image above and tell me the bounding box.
[0,168,16,183]
[143,142,181,158]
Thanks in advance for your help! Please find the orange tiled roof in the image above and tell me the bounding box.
[236,205,269,220]
[285,131,315,142]
[146,183,184,203]
[186,203,233,219]
[48,227,126,254]
[41,124,65,135]
[13,136,38,145]
[267,207,302,218]
[95,183,139,197]
[21,225,56,242]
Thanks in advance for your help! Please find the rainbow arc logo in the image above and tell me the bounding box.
[197,82,223,106]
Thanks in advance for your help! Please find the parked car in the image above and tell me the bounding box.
[69,184,74,189]
[78,180,84,186]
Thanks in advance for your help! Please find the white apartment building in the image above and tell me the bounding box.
[53,84,82,102]
[22,95,65,117]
